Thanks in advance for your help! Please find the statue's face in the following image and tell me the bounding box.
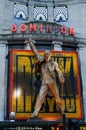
[44,50,51,62]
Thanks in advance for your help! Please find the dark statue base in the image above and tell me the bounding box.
[27,114,66,125]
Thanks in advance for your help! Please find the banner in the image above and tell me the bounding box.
[9,50,83,120]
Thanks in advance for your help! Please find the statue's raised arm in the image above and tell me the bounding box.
[29,37,44,61]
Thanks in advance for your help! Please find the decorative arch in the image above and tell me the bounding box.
[15,10,27,20]
[35,13,46,21]
[56,13,66,22]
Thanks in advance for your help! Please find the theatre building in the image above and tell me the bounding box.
[0,0,86,127]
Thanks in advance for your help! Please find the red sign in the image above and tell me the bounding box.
[11,23,75,35]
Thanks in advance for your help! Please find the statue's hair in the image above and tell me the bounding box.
[44,50,50,56]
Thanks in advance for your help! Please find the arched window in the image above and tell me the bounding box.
[54,6,68,22]
[14,3,28,20]
[34,6,47,21]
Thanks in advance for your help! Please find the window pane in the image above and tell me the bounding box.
[35,40,53,50]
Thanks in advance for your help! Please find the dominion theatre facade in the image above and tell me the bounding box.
[0,0,86,127]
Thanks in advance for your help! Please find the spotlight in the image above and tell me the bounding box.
[9,112,15,122]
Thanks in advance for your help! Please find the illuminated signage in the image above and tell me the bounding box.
[9,50,83,120]
[11,22,75,35]
[80,127,86,130]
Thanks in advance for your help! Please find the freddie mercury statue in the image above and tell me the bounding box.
[29,37,65,118]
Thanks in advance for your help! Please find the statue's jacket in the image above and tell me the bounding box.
[29,40,64,84]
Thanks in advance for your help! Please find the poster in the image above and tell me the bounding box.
[9,50,83,120]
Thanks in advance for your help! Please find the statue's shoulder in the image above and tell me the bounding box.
[51,60,58,65]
